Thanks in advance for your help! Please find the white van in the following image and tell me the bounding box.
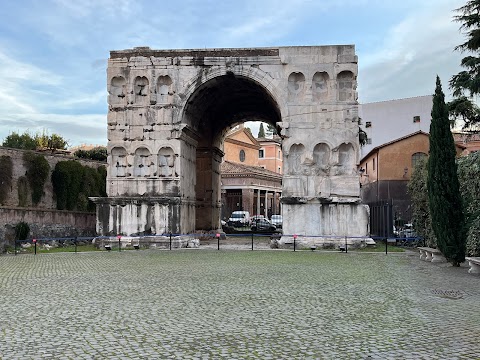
[228,211,251,227]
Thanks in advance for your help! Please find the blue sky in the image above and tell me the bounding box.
[0,0,467,147]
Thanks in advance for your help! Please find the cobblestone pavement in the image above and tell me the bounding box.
[0,250,479,359]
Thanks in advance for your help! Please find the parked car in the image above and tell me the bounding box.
[270,214,283,229]
[227,211,251,227]
[399,223,417,238]
[250,215,265,224]
[251,218,276,232]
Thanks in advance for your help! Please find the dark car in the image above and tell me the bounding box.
[270,215,283,229]
[251,218,276,232]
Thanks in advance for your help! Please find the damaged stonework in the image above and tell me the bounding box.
[93,45,371,241]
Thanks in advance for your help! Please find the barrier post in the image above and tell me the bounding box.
[385,238,388,255]
[251,233,254,251]
[74,237,77,253]
[117,235,121,252]
[33,239,37,255]
[169,233,172,250]
[345,236,348,254]
[216,233,220,250]
[293,234,297,252]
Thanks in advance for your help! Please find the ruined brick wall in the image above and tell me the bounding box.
[0,147,105,252]
[0,147,106,208]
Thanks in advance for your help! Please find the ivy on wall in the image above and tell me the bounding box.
[23,152,50,205]
[0,155,13,205]
[52,161,106,212]
[17,176,29,207]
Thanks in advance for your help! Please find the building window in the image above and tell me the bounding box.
[259,149,264,158]
[365,121,372,128]
[411,152,427,169]
[413,115,421,123]
[239,149,246,162]
[366,138,372,144]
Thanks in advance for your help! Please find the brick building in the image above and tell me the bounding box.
[358,131,465,227]
[221,126,282,220]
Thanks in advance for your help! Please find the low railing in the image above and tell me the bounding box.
[9,233,424,256]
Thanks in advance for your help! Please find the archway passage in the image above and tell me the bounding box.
[184,74,281,146]
[183,75,282,231]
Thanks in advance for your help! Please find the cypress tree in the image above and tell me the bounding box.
[258,123,266,138]
[427,76,465,266]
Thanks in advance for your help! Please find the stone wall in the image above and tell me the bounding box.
[0,147,106,208]
[0,207,96,252]
[0,147,105,252]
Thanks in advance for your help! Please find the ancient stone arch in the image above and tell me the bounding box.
[93,46,370,242]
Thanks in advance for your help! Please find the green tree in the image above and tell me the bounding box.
[258,123,266,138]
[457,151,480,255]
[266,123,277,136]
[427,76,465,266]
[449,0,480,129]
[35,130,68,151]
[2,131,37,150]
[408,157,437,247]
[74,147,107,161]
[447,96,480,130]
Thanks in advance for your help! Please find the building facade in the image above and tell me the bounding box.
[221,126,282,219]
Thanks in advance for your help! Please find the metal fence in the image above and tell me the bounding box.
[10,233,423,256]
[368,200,394,238]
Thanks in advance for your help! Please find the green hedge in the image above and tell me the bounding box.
[52,161,106,212]
[23,152,50,205]
[0,155,13,205]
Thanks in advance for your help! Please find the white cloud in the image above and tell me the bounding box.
[0,51,62,86]
[0,50,63,114]
[358,1,465,102]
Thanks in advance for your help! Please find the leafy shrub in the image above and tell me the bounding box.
[74,147,107,161]
[457,152,480,256]
[466,216,480,256]
[15,221,30,240]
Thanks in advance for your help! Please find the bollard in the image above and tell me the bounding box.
[216,233,220,250]
[345,236,348,254]
[33,239,37,255]
[251,233,254,251]
[385,238,388,255]
[169,233,172,250]
[117,235,121,252]
[74,237,77,253]
[293,234,297,252]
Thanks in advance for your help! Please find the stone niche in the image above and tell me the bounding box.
[93,45,370,241]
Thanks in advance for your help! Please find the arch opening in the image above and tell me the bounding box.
[182,74,282,231]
